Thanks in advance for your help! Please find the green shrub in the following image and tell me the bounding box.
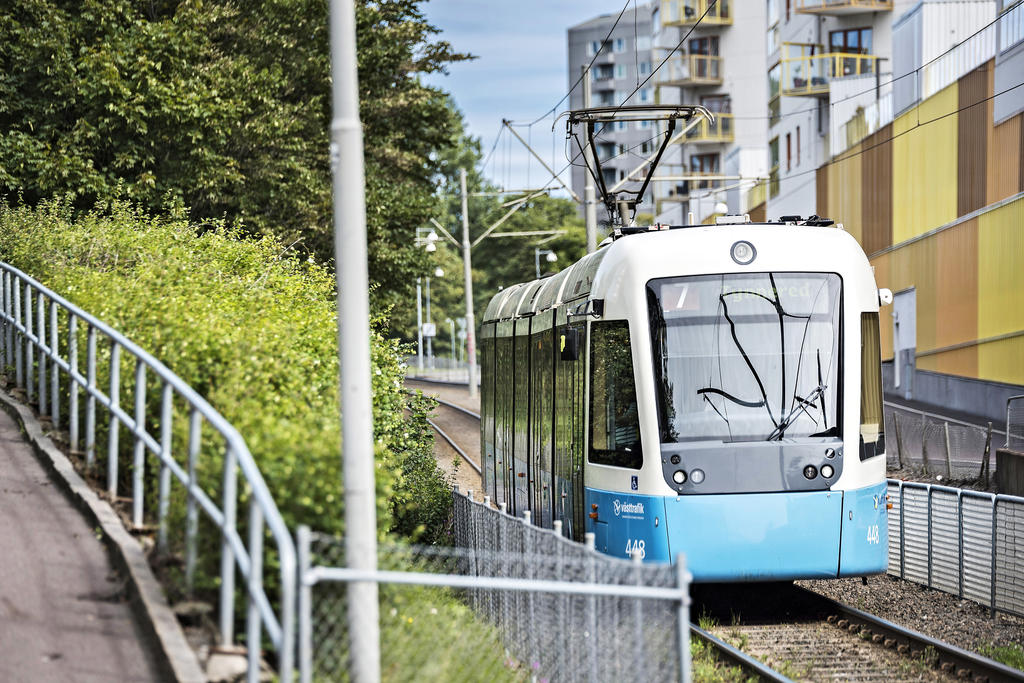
[0,197,451,588]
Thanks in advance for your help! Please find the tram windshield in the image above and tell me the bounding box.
[647,272,841,443]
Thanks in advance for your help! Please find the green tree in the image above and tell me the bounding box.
[0,0,469,303]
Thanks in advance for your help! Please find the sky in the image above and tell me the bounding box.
[421,0,633,194]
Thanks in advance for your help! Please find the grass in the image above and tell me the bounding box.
[979,643,1024,670]
[691,638,759,683]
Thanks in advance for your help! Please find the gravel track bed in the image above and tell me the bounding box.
[405,380,483,496]
[798,574,1024,664]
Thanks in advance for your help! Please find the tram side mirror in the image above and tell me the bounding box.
[560,328,581,361]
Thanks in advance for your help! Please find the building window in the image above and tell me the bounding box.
[690,153,720,189]
[639,120,651,129]
[640,88,652,103]
[637,35,651,51]
[641,141,653,154]
[769,137,780,198]
[615,63,626,79]
[999,2,1024,52]
[786,132,792,171]
[614,37,626,53]
[796,127,801,167]
[616,120,629,131]
[830,28,872,54]
[639,61,651,75]
[701,95,731,113]
[689,36,719,56]
[589,321,642,469]
[768,63,781,123]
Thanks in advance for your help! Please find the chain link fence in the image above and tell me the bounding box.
[298,492,691,682]
[1007,395,1024,453]
[884,403,998,482]
[886,479,1024,619]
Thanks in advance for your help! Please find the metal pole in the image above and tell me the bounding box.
[426,277,433,369]
[329,2,380,680]
[582,65,597,254]
[448,318,455,379]
[535,249,541,279]
[461,168,477,398]
[416,278,423,371]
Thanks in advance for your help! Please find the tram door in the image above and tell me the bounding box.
[494,320,514,510]
[529,311,555,528]
[553,310,587,541]
[512,318,532,516]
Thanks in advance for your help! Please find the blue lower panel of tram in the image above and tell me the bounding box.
[584,481,888,581]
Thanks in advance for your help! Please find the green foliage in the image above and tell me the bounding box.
[0,198,451,563]
[979,642,1024,670]
[0,0,470,302]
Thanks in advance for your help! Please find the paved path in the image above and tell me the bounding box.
[0,408,164,682]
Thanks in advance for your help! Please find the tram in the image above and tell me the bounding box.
[478,215,891,581]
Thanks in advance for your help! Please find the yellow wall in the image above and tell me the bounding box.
[892,84,959,243]
[827,144,863,243]
[977,197,1024,384]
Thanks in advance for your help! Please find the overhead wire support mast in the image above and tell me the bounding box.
[558,104,713,228]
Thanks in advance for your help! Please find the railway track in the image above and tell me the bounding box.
[405,378,483,490]
[693,583,1024,682]
[404,376,1022,682]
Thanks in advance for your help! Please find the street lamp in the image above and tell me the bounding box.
[425,267,443,369]
[415,228,442,371]
[535,248,558,279]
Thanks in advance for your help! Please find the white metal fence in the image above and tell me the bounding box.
[297,491,692,682]
[0,262,295,681]
[887,479,1024,618]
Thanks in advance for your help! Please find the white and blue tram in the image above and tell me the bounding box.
[479,216,890,581]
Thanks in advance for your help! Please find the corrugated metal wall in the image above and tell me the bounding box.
[893,83,960,244]
[861,125,893,256]
[818,56,1023,382]
[958,63,991,216]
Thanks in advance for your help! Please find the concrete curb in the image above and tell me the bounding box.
[0,388,207,683]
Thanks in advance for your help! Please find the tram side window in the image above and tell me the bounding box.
[860,312,885,460]
[589,321,642,469]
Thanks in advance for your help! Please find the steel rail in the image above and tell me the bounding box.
[426,417,481,475]
[689,624,794,682]
[796,587,1024,682]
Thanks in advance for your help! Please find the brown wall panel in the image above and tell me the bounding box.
[917,345,978,378]
[861,123,893,255]
[934,218,978,351]
[958,62,991,216]
[816,164,829,219]
[988,113,1023,203]
[749,201,766,223]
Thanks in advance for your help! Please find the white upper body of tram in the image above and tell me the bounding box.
[480,218,889,581]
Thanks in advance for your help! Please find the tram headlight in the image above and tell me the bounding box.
[730,240,756,265]
[690,469,705,484]
[821,464,834,479]
[672,470,687,485]
[803,465,818,480]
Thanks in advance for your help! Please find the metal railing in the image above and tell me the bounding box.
[298,491,692,682]
[684,113,734,143]
[657,53,723,87]
[1007,395,1024,452]
[781,52,879,97]
[658,0,731,26]
[0,262,295,681]
[795,0,892,14]
[887,479,1024,619]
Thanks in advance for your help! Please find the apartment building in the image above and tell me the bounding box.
[567,4,656,220]
[649,0,770,223]
[811,0,1023,420]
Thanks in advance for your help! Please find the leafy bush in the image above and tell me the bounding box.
[0,197,451,565]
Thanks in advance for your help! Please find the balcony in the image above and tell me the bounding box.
[659,0,732,27]
[781,51,879,97]
[795,0,891,16]
[684,113,734,144]
[658,53,723,87]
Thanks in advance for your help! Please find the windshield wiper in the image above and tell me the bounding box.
[767,384,826,441]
